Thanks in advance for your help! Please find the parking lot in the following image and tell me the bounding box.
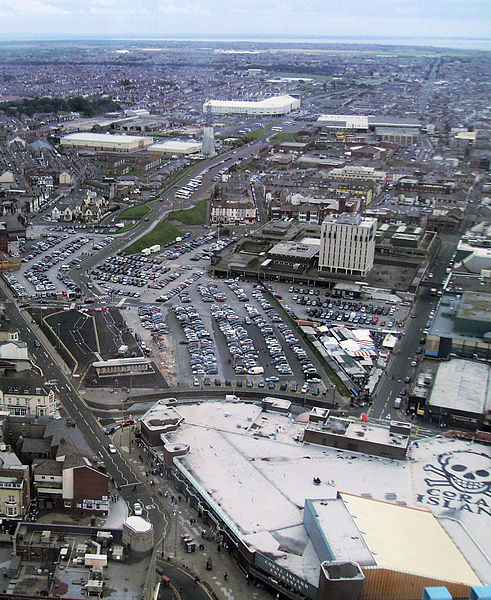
[269,283,411,335]
[88,233,233,302]
[6,227,113,298]
[121,266,330,394]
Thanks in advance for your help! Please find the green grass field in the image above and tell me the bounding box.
[123,220,182,254]
[168,200,207,225]
[270,132,295,143]
[243,127,266,142]
[119,203,151,219]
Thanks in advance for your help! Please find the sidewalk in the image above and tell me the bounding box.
[115,427,270,600]
[103,498,128,529]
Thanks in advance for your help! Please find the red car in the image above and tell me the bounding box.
[121,418,135,427]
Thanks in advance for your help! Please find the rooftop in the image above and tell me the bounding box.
[456,292,491,323]
[148,140,201,153]
[305,417,410,450]
[161,401,491,584]
[269,240,319,259]
[428,359,491,414]
[317,114,369,129]
[323,213,376,228]
[339,493,480,585]
[430,293,491,342]
[61,132,148,145]
[125,516,152,533]
[140,401,182,432]
[204,95,298,109]
[11,524,151,600]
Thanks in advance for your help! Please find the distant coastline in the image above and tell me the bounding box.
[0,34,488,52]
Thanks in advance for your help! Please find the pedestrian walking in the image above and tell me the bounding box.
[223,572,228,581]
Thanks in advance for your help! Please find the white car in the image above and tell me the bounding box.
[108,444,117,454]
[133,502,143,516]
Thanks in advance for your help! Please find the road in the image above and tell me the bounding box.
[157,562,214,600]
[368,183,481,422]
[69,138,269,294]
[416,57,440,116]
[0,278,169,541]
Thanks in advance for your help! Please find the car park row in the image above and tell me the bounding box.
[174,304,219,381]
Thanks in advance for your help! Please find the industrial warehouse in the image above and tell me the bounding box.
[60,132,153,152]
[148,140,202,155]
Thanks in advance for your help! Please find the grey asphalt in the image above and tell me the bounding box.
[368,232,466,422]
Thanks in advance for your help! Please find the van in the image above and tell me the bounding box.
[248,366,264,375]
[393,397,402,409]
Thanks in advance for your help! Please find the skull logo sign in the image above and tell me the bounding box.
[424,450,491,496]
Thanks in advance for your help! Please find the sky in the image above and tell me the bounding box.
[0,0,489,41]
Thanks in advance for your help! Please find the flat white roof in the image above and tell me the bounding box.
[317,114,369,129]
[429,359,491,413]
[92,357,151,367]
[311,498,375,565]
[204,95,297,109]
[149,140,201,153]
[163,401,491,583]
[125,516,152,533]
[61,132,147,145]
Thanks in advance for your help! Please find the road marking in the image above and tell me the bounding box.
[169,584,181,599]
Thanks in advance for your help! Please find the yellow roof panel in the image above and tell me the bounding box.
[340,493,480,586]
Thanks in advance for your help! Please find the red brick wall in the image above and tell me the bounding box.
[72,466,109,503]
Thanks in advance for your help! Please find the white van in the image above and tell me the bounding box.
[393,397,402,409]
[248,366,264,375]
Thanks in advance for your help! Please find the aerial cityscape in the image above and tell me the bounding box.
[0,2,488,600]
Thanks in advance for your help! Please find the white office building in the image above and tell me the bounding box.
[203,95,300,116]
[319,213,377,277]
